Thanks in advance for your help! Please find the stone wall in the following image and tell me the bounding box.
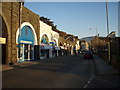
[1,2,40,64]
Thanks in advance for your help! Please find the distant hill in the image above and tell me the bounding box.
[80,36,95,43]
[80,36,106,43]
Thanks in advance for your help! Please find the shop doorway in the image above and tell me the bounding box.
[16,23,37,62]
[2,44,6,64]
[18,44,34,62]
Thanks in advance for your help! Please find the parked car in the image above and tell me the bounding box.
[84,51,93,59]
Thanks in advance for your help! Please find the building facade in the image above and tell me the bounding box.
[1,2,80,65]
[80,40,89,51]
[1,2,40,64]
[40,20,60,59]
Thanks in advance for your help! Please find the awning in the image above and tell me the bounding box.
[40,44,53,50]
[55,46,60,50]
[20,40,32,44]
[60,46,67,50]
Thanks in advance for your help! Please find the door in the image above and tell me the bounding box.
[46,50,49,58]
[24,44,28,60]
[18,44,24,62]
[2,44,6,64]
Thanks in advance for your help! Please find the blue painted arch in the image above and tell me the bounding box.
[18,25,34,45]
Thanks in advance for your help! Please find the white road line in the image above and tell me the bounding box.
[83,85,88,88]
[87,80,91,84]
[90,77,93,81]
[83,60,95,88]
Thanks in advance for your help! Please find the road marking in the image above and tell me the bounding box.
[87,80,91,84]
[90,77,93,81]
[83,60,95,88]
[83,85,88,88]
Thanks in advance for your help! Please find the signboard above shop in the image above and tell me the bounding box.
[0,37,6,44]
[20,40,32,44]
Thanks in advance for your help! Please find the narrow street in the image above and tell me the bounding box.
[2,55,120,88]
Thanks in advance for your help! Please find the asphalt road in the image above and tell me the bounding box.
[2,55,120,88]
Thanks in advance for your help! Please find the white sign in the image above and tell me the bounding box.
[0,37,6,44]
[20,40,32,44]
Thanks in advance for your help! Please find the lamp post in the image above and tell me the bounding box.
[106,0,111,64]
[19,2,23,36]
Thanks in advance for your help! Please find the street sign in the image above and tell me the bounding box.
[0,37,6,44]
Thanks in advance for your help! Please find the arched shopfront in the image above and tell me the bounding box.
[40,34,53,59]
[16,22,37,62]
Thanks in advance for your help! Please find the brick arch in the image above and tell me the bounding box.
[0,14,11,64]
[0,14,11,37]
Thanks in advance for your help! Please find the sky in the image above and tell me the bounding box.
[24,2,118,39]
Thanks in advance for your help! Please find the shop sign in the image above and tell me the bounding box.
[55,46,60,50]
[60,46,64,49]
[44,45,53,49]
[20,40,32,44]
[0,37,6,44]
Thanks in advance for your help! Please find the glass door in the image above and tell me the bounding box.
[18,44,24,62]
[24,44,28,61]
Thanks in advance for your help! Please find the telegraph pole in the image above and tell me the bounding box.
[106,0,111,64]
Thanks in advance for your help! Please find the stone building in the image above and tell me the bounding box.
[91,36,107,52]
[0,2,40,64]
[80,40,89,51]
[0,2,81,65]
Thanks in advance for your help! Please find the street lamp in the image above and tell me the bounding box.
[19,2,23,36]
[90,28,98,36]
[106,0,111,64]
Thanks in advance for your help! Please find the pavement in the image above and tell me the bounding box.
[1,60,40,71]
[1,57,63,71]
[1,65,14,71]
[93,55,119,75]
